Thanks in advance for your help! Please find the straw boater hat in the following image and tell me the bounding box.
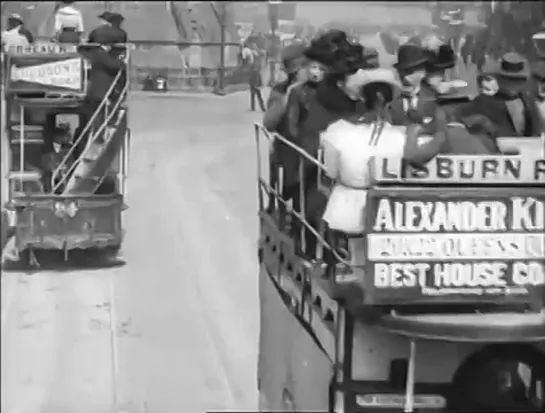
[493,52,530,80]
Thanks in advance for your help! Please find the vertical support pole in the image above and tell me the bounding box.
[19,105,24,189]
[216,1,227,96]
[404,339,416,413]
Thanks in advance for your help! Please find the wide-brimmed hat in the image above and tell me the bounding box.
[359,68,401,90]
[394,44,429,71]
[107,12,124,24]
[8,13,23,24]
[98,11,113,21]
[494,52,530,80]
[426,44,456,71]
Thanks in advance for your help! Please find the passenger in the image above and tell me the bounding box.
[263,43,307,215]
[320,69,448,235]
[530,62,545,124]
[287,30,398,255]
[2,14,30,50]
[54,1,84,43]
[422,44,501,154]
[76,29,126,158]
[389,44,438,126]
[41,125,74,193]
[263,43,307,132]
[463,53,543,137]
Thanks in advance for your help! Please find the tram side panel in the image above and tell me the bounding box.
[258,267,294,411]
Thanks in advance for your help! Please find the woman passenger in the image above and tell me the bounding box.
[54,1,84,43]
[320,69,448,237]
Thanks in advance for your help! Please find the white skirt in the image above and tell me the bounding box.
[322,185,368,234]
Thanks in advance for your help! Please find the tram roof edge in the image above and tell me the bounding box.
[376,311,545,343]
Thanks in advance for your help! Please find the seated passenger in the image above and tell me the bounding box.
[320,69,448,234]
[531,62,545,125]
[2,14,30,50]
[41,125,74,193]
[54,1,84,43]
[421,44,501,154]
[462,53,543,137]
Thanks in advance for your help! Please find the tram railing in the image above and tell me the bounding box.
[254,122,351,266]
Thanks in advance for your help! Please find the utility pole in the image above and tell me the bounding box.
[215,1,227,95]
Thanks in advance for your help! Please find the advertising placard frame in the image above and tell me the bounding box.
[363,186,545,306]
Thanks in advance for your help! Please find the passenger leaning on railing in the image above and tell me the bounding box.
[281,30,378,255]
[75,28,126,158]
[263,43,307,217]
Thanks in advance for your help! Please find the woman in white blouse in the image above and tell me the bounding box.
[320,68,447,235]
[53,1,84,43]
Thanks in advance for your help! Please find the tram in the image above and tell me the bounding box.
[1,42,131,266]
[255,123,545,412]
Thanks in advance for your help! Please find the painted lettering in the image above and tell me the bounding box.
[433,262,508,287]
[374,263,429,288]
[512,262,545,286]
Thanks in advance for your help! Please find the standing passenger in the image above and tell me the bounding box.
[2,14,30,50]
[54,1,84,43]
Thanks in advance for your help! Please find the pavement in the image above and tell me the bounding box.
[1,91,266,413]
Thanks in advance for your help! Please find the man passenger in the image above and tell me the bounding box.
[463,53,543,137]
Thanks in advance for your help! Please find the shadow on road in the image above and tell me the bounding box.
[2,248,125,274]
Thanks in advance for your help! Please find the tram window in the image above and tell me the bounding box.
[55,114,79,143]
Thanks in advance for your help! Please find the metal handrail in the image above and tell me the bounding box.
[254,123,351,265]
[52,66,128,192]
[51,63,126,189]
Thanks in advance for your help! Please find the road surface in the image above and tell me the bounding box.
[1,92,263,413]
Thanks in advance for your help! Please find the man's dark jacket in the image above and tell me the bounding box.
[460,93,543,137]
[87,46,125,102]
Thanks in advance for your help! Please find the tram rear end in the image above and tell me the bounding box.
[255,123,545,412]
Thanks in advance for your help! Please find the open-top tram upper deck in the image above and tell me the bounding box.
[255,122,545,412]
[1,42,131,263]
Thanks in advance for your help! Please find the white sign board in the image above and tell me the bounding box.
[10,58,82,90]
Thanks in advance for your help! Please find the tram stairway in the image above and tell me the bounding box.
[52,67,129,196]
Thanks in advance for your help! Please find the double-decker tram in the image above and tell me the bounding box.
[255,122,545,412]
[1,42,131,267]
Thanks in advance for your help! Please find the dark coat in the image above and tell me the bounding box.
[297,80,368,158]
[388,85,439,126]
[441,122,501,155]
[86,47,125,102]
[461,93,543,137]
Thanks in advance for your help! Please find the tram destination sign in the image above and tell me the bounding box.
[372,155,545,185]
[6,53,84,94]
[363,189,545,305]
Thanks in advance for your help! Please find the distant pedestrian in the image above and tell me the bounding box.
[242,40,266,112]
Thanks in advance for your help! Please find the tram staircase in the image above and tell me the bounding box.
[52,68,129,196]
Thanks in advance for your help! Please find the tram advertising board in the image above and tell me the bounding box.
[363,187,545,305]
[6,47,84,94]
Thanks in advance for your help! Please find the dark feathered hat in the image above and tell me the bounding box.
[304,29,375,75]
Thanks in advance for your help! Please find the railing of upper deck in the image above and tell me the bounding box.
[254,122,351,266]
